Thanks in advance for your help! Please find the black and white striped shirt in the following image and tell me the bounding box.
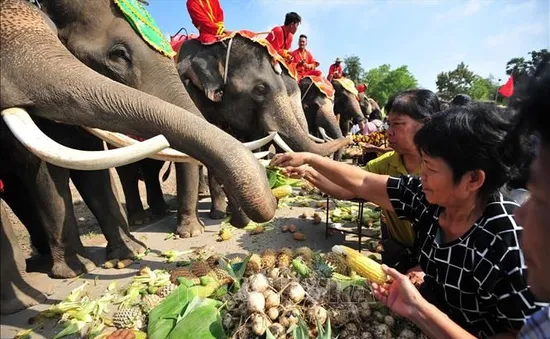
[387,175,543,338]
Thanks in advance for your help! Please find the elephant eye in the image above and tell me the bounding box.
[108,44,131,63]
[254,84,268,96]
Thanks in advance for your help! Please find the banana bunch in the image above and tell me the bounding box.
[351,131,387,147]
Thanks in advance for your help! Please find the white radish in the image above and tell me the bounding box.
[249,274,269,293]
[247,291,265,313]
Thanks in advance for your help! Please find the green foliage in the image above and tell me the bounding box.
[343,55,364,84]
[436,62,501,101]
[362,64,418,107]
[506,49,550,81]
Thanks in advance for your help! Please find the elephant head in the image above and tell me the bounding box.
[298,77,344,141]
[331,79,364,136]
[177,35,349,156]
[1,0,276,222]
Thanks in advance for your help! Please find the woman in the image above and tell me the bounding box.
[271,102,541,338]
[291,89,441,274]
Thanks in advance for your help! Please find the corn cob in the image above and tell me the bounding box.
[331,245,387,285]
[271,185,293,199]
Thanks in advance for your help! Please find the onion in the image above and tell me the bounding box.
[287,282,305,303]
[267,307,279,321]
[250,313,267,336]
[265,291,281,309]
[249,274,269,293]
[306,305,327,325]
[247,291,265,313]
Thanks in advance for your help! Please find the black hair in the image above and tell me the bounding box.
[450,94,472,107]
[284,12,301,25]
[414,102,527,200]
[354,116,366,125]
[510,63,550,145]
[299,34,307,40]
[384,89,441,121]
[369,109,382,121]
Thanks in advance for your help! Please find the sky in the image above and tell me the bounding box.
[147,0,549,91]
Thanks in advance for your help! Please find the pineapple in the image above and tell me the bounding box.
[112,305,145,329]
[206,255,220,268]
[261,249,277,269]
[324,252,349,275]
[156,283,177,298]
[295,247,314,262]
[141,294,163,314]
[229,256,243,265]
[170,268,200,285]
[246,254,262,275]
[276,248,293,268]
[191,261,212,277]
[212,267,231,281]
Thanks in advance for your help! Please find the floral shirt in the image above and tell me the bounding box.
[387,175,542,338]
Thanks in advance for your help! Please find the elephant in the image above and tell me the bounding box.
[175,34,350,223]
[359,92,381,118]
[298,76,345,159]
[1,0,276,314]
[331,79,364,136]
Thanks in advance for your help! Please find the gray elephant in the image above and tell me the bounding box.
[175,34,350,222]
[1,0,276,314]
[331,79,364,136]
[359,92,381,118]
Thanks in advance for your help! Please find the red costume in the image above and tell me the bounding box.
[186,0,226,44]
[266,26,294,62]
[291,48,321,80]
[356,83,368,93]
[327,63,343,81]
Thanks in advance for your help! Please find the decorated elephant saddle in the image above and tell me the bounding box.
[335,78,359,98]
[302,75,335,101]
[113,0,175,58]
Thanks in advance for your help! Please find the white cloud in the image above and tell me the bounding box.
[434,0,490,22]
[501,0,537,14]
[485,22,546,47]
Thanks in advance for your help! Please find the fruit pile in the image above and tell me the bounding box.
[351,131,388,147]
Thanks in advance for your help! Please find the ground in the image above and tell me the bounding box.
[0,164,375,338]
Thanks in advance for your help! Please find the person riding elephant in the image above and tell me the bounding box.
[176,31,350,224]
[331,78,365,136]
[1,0,276,314]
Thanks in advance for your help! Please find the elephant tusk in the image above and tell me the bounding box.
[272,133,294,153]
[253,150,271,159]
[2,107,171,170]
[308,134,326,143]
[318,127,334,141]
[243,132,277,150]
[85,128,201,164]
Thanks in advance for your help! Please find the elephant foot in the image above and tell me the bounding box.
[209,208,227,220]
[0,273,53,315]
[106,235,147,261]
[128,210,151,227]
[51,253,96,279]
[177,218,205,238]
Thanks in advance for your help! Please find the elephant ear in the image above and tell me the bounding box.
[188,52,225,103]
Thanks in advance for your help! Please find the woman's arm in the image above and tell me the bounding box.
[303,167,356,200]
[270,152,393,211]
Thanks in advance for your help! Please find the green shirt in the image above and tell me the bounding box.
[364,151,418,247]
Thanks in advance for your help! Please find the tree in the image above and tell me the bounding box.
[435,62,476,100]
[469,75,500,101]
[362,64,418,106]
[505,49,550,83]
[343,55,364,84]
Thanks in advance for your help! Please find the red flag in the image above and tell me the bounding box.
[498,75,514,97]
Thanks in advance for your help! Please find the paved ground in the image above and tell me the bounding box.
[0,165,372,338]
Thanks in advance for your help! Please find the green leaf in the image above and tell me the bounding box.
[291,317,310,339]
[52,319,85,339]
[166,298,225,339]
[148,285,197,339]
[265,327,277,339]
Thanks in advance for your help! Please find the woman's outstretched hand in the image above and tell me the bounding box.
[371,265,426,319]
[269,152,312,168]
[281,165,309,179]
[106,329,136,339]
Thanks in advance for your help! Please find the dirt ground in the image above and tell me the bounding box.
[1,163,377,338]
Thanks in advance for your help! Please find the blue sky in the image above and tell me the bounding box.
[147,0,549,91]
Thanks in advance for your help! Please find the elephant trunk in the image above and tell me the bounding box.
[316,98,344,140]
[1,8,276,222]
[262,94,349,156]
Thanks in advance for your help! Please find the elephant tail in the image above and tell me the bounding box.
[161,162,173,182]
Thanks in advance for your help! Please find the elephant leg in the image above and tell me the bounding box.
[115,162,150,226]
[227,195,250,228]
[1,174,50,256]
[198,166,210,196]
[174,163,204,238]
[142,159,170,216]
[208,171,227,220]
[70,169,147,261]
[0,201,54,315]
